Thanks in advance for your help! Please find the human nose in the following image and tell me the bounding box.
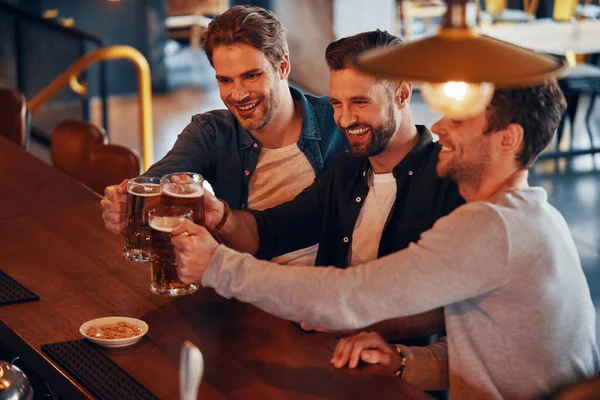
[230,81,250,103]
[431,117,449,138]
[338,105,357,129]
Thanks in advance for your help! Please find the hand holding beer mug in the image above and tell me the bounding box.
[161,172,231,234]
[100,179,129,234]
[123,176,162,262]
[148,206,198,296]
[171,219,220,285]
[161,172,205,225]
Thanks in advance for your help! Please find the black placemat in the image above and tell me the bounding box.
[42,340,159,400]
[0,270,39,305]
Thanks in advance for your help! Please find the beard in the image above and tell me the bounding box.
[228,88,280,132]
[345,101,397,158]
[437,140,492,188]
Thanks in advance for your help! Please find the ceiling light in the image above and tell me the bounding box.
[352,0,567,118]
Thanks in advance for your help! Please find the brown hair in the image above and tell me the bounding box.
[486,81,567,169]
[201,5,288,68]
[325,30,402,70]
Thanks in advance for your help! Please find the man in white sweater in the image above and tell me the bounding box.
[170,81,599,399]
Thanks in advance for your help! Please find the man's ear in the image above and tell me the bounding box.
[498,123,524,159]
[278,54,291,80]
[394,81,412,109]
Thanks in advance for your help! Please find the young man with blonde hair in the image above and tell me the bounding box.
[100,5,346,265]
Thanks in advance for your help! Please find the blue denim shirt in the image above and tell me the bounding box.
[145,86,347,209]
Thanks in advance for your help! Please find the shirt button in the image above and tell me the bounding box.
[343,237,349,243]
[244,170,250,176]
[408,171,413,176]
[253,143,258,148]
[355,197,362,203]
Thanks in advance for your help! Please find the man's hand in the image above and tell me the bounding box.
[100,179,129,234]
[171,219,219,284]
[330,331,402,372]
[202,191,227,231]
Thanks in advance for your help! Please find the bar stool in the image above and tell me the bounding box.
[86,144,141,194]
[51,120,141,194]
[51,120,106,178]
[0,88,29,148]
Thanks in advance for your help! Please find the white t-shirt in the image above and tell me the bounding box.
[248,143,319,266]
[350,171,397,266]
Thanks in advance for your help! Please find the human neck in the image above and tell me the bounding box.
[369,116,419,174]
[459,167,529,203]
[251,85,301,149]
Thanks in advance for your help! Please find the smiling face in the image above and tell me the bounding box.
[213,44,286,132]
[329,68,398,158]
[431,112,495,188]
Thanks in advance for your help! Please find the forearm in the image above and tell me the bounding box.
[244,169,330,260]
[216,210,260,255]
[202,204,509,331]
[368,309,445,341]
[204,246,449,330]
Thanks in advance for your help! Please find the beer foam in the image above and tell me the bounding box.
[149,216,185,232]
[127,183,161,196]
[162,182,204,198]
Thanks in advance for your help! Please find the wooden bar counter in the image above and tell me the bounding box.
[0,136,432,399]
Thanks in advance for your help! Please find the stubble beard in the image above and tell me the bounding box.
[238,87,281,132]
[438,144,491,189]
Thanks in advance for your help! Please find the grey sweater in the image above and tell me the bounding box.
[203,187,599,399]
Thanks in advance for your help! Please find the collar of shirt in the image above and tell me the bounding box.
[359,125,435,182]
[237,86,321,151]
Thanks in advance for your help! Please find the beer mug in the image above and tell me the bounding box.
[148,206,198,296]
[161,172,205,225]
[123,176,162,262]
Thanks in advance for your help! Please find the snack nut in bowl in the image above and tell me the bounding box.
[80,316,148,348]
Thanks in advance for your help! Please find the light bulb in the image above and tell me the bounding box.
[421,81,495,119]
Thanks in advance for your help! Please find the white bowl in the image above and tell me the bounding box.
[79,316,148,348]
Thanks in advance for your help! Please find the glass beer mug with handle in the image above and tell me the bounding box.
[123,176,162,262]
[161,172,205,225]
[148,206,198,296]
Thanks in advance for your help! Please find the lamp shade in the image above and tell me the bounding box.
[351,29,567,88]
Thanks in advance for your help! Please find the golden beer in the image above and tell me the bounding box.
[148,206,197,296]
[161,172,205,225]
[123,177,162,262]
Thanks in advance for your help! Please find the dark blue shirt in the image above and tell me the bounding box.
[250,126,465,268]
[145,86,348,209]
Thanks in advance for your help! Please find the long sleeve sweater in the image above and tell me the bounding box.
[203,187,599,399]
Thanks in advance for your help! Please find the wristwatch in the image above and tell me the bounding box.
[392,344,407,378]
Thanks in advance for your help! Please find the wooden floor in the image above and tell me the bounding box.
[28,46,600,349]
